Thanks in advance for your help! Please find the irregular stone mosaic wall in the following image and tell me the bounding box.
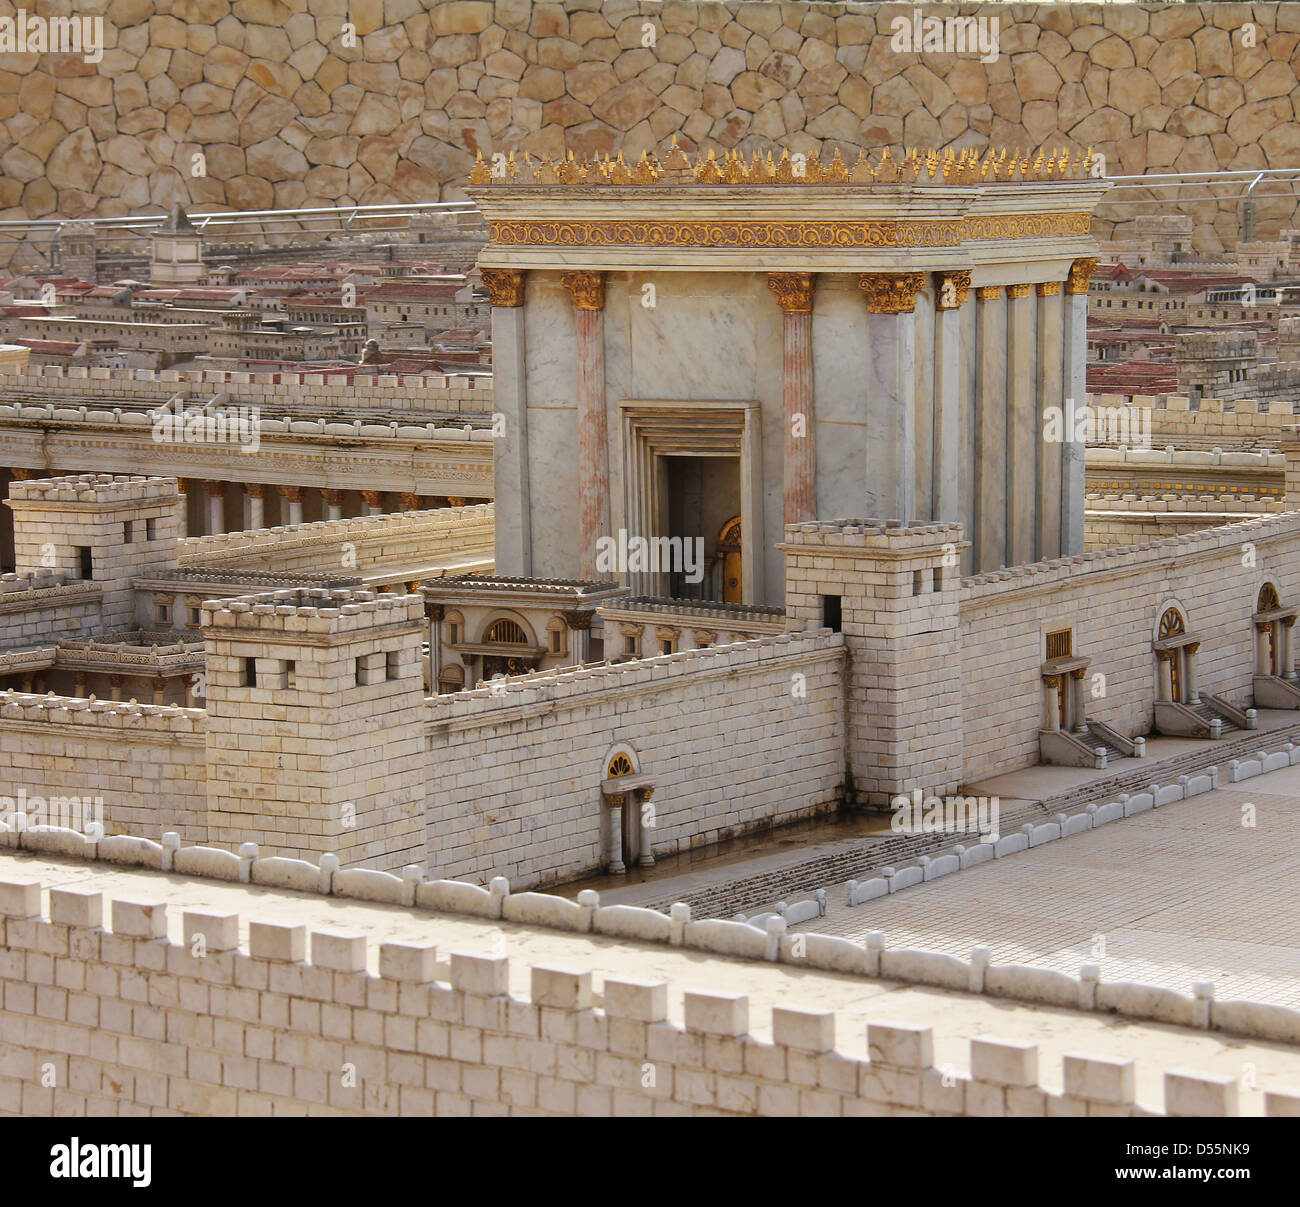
[0,1,1298,255]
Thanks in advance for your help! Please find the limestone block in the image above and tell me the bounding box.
[449,951,509,996]
[110,899,167,939]
[248,921,306,962]
[311,931,367,972]
[867,1022,934,1069]
[683,990,749,1037]
[0,879,42,918]
[530,966,593,1011]
[602,978,669,1023]
[772,1006,834,1052]
[48,887,103,928]
[181,911,239,952]
[971,1038,1039,1087]
[1165,1069,1238,1117]
[1063,1053,1136,1105]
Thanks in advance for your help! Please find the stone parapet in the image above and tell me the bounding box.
[201,587,424,637]
[6,472,178,507]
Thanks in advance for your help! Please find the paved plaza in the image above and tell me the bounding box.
[794,763,1300,1008]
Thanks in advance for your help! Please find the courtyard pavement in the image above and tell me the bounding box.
[791,763,1300,1008]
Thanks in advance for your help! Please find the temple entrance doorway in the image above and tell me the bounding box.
[664,455,740,602]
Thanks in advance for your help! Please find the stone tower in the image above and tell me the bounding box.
[779,519,966,806]
[150,203,204,287]
[5,473,180,632]
[59,224,97,283]
[202,587,427,870]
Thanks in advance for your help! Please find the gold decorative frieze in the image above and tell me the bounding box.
[858,273,926,315]
[488,212,1088,251]
[1006,282,1034,299]
[766,272,814,313]
[480,268,526,308]
[934,269,971,310]
[468,142,1102,188]
[559,270,605,311]
[1037,281,1062,296]
[1066,257,1099,295]
[976,285,1004,301]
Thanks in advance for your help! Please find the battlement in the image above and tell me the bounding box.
[0,571,83,595]
[0,689,206,734]
[778,518,966,556]
[201,587,424,635]
[961,508,1300,602]
[6,473,179,508]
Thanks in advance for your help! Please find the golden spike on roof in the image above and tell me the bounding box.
[824,147,849,182]
[725,150,748,183]
[696,149,724,183]
[775,148,794,183]
[468,151,492,186]
[633,150,657,184]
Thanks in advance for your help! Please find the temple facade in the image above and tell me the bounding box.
[469,147,1108,603]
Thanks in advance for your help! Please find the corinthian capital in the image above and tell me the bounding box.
[766,272,814,313]
[560,270,605,311]
[857,272,925,315]
[1066,257,1099,295]
[480,268,526,307]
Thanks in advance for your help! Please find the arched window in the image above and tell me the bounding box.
[437,664,464,695]
[1258,583,1280,612]
[545,618,566,656]
[485,618,528,644]
[1158,608,1186,640]
[443,610,464,646]
[607,753,634,778]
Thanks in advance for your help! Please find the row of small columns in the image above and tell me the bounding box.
[480,260,1097,576]
[174,480,465,536]
[3,670,195,705]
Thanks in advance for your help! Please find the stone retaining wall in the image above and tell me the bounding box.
[2,2,1299,259]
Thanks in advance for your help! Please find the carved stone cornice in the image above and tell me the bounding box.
[560,270,605,311]
[766,272,814,314]
[1006,282,1034,300]
[858,272,925,315]
[480,268,526,308]
[562,609,593,631]
[1066,257,1099,295]
[976,285,1003,301]
[934,269,971,310]
[1036,281,1062,297]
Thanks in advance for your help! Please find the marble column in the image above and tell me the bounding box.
[246,483,266,530]
[1156,652,1172,703]
[109,674,124,702]
[1256,623,1271,676]
[176,478,189,537]
[204,480,224,536]
[1183,642,1199,703]
[1284,616,1297,679]
[766,272,816,526]
[1035,281,1064,562]
[932,270,969,524]
[1006,282,1036,567]
[637,788,655,867]
[1042,677,1061,730]
[481,269,531,575]
[152,676,166,706]
[561,270,610,580]
[1071,667,1088,735]
[858,273,924,522]
[323,489,344,521]
[280,484,303,526]
[605,793,626,873]
[564,609,592,665]
[1062,258,1097,557]
[974,284,1007,570]
[362,490,384,516]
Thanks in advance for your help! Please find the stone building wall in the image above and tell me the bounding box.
[959,510,1300,781]
[424,629,845,888]
[2,2,1299,260]
[0,696,208,840]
